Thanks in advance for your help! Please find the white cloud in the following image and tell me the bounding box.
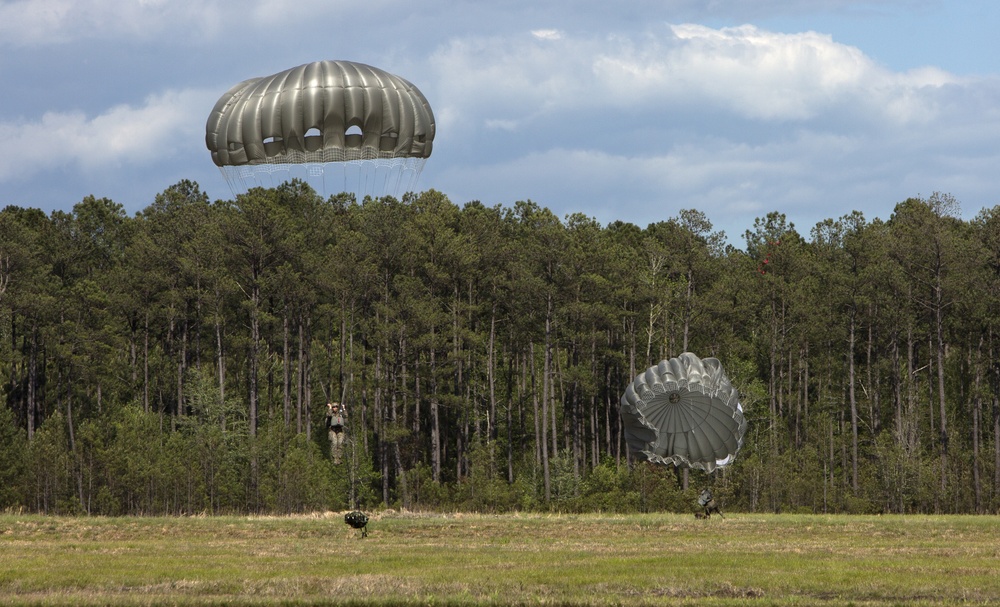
[432,23,965,133]
[0,89,215,182]
[484,119,521,131]
[432,56,999,234]
[4,8,996,236]
[426,21,998,227]
[0,0,76,44]
[0,0,412,47]
[0,0,228,45]
[532,29,564,41]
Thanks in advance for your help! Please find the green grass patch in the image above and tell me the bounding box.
[2,511,1000,606]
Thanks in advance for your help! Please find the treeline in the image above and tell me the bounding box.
[2,182,999,515]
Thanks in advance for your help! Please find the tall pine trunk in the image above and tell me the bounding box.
[542,293,553,502]
[283,311,291,428]
[249,283,260,437]
[934,278,948,501]
[430,323,441,483]
[849,307,859,492]
[215,317,226,431]
[973,335,983,512]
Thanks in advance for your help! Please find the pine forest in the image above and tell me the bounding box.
[2,181,999,516]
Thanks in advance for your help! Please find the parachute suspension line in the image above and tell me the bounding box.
[374,162,390,200]
[218,157,428,201]
[208,61,435,202]
[390,157,426,199]
[360,161,376,201]
[320,164,330,198]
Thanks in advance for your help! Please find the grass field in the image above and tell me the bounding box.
[3,511,1000,606]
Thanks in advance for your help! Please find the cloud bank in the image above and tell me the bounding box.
[0,89,214,181]
[424,24,997,232]
[0,3,996,241]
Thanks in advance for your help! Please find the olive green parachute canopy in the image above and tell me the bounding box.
[620,353,747,472]
[205,60,435,196]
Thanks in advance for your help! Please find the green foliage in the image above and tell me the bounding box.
[454,442,521,512]
[2,187,1000,515]
[403,462,452,510]
[25,412,74,514]
[633,463,691,513]
[572,460,641,512]
[257,424,336,513]
[0,406,27,509]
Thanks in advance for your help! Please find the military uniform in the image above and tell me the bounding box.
[326,403,346,464]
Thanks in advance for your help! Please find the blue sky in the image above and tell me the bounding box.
[1,0,997,245]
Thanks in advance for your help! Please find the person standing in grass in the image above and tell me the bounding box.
[326,402,347,464]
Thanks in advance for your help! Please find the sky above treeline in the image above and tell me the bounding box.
[1,0,998,245]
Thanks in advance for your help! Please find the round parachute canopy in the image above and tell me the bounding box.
[620,353,747,472]
[206,60,435,199]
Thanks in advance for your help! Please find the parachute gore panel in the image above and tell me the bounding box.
[206,60,435,167]
[620,352,747,472]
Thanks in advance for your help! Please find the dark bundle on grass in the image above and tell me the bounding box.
[345,511,369,538]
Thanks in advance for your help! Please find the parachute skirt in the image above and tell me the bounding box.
[218,156,427,200]
[620,353,747,472]
[206,60,435,200]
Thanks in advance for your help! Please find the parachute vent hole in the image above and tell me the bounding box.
[669,392,681,404]
[380,132,399,152]
[345,125,363,149]
[304,128,323,152]
[262,136,285,156]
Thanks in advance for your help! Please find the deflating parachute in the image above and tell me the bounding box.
[206,60,435,198]
[620,353,746,472]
